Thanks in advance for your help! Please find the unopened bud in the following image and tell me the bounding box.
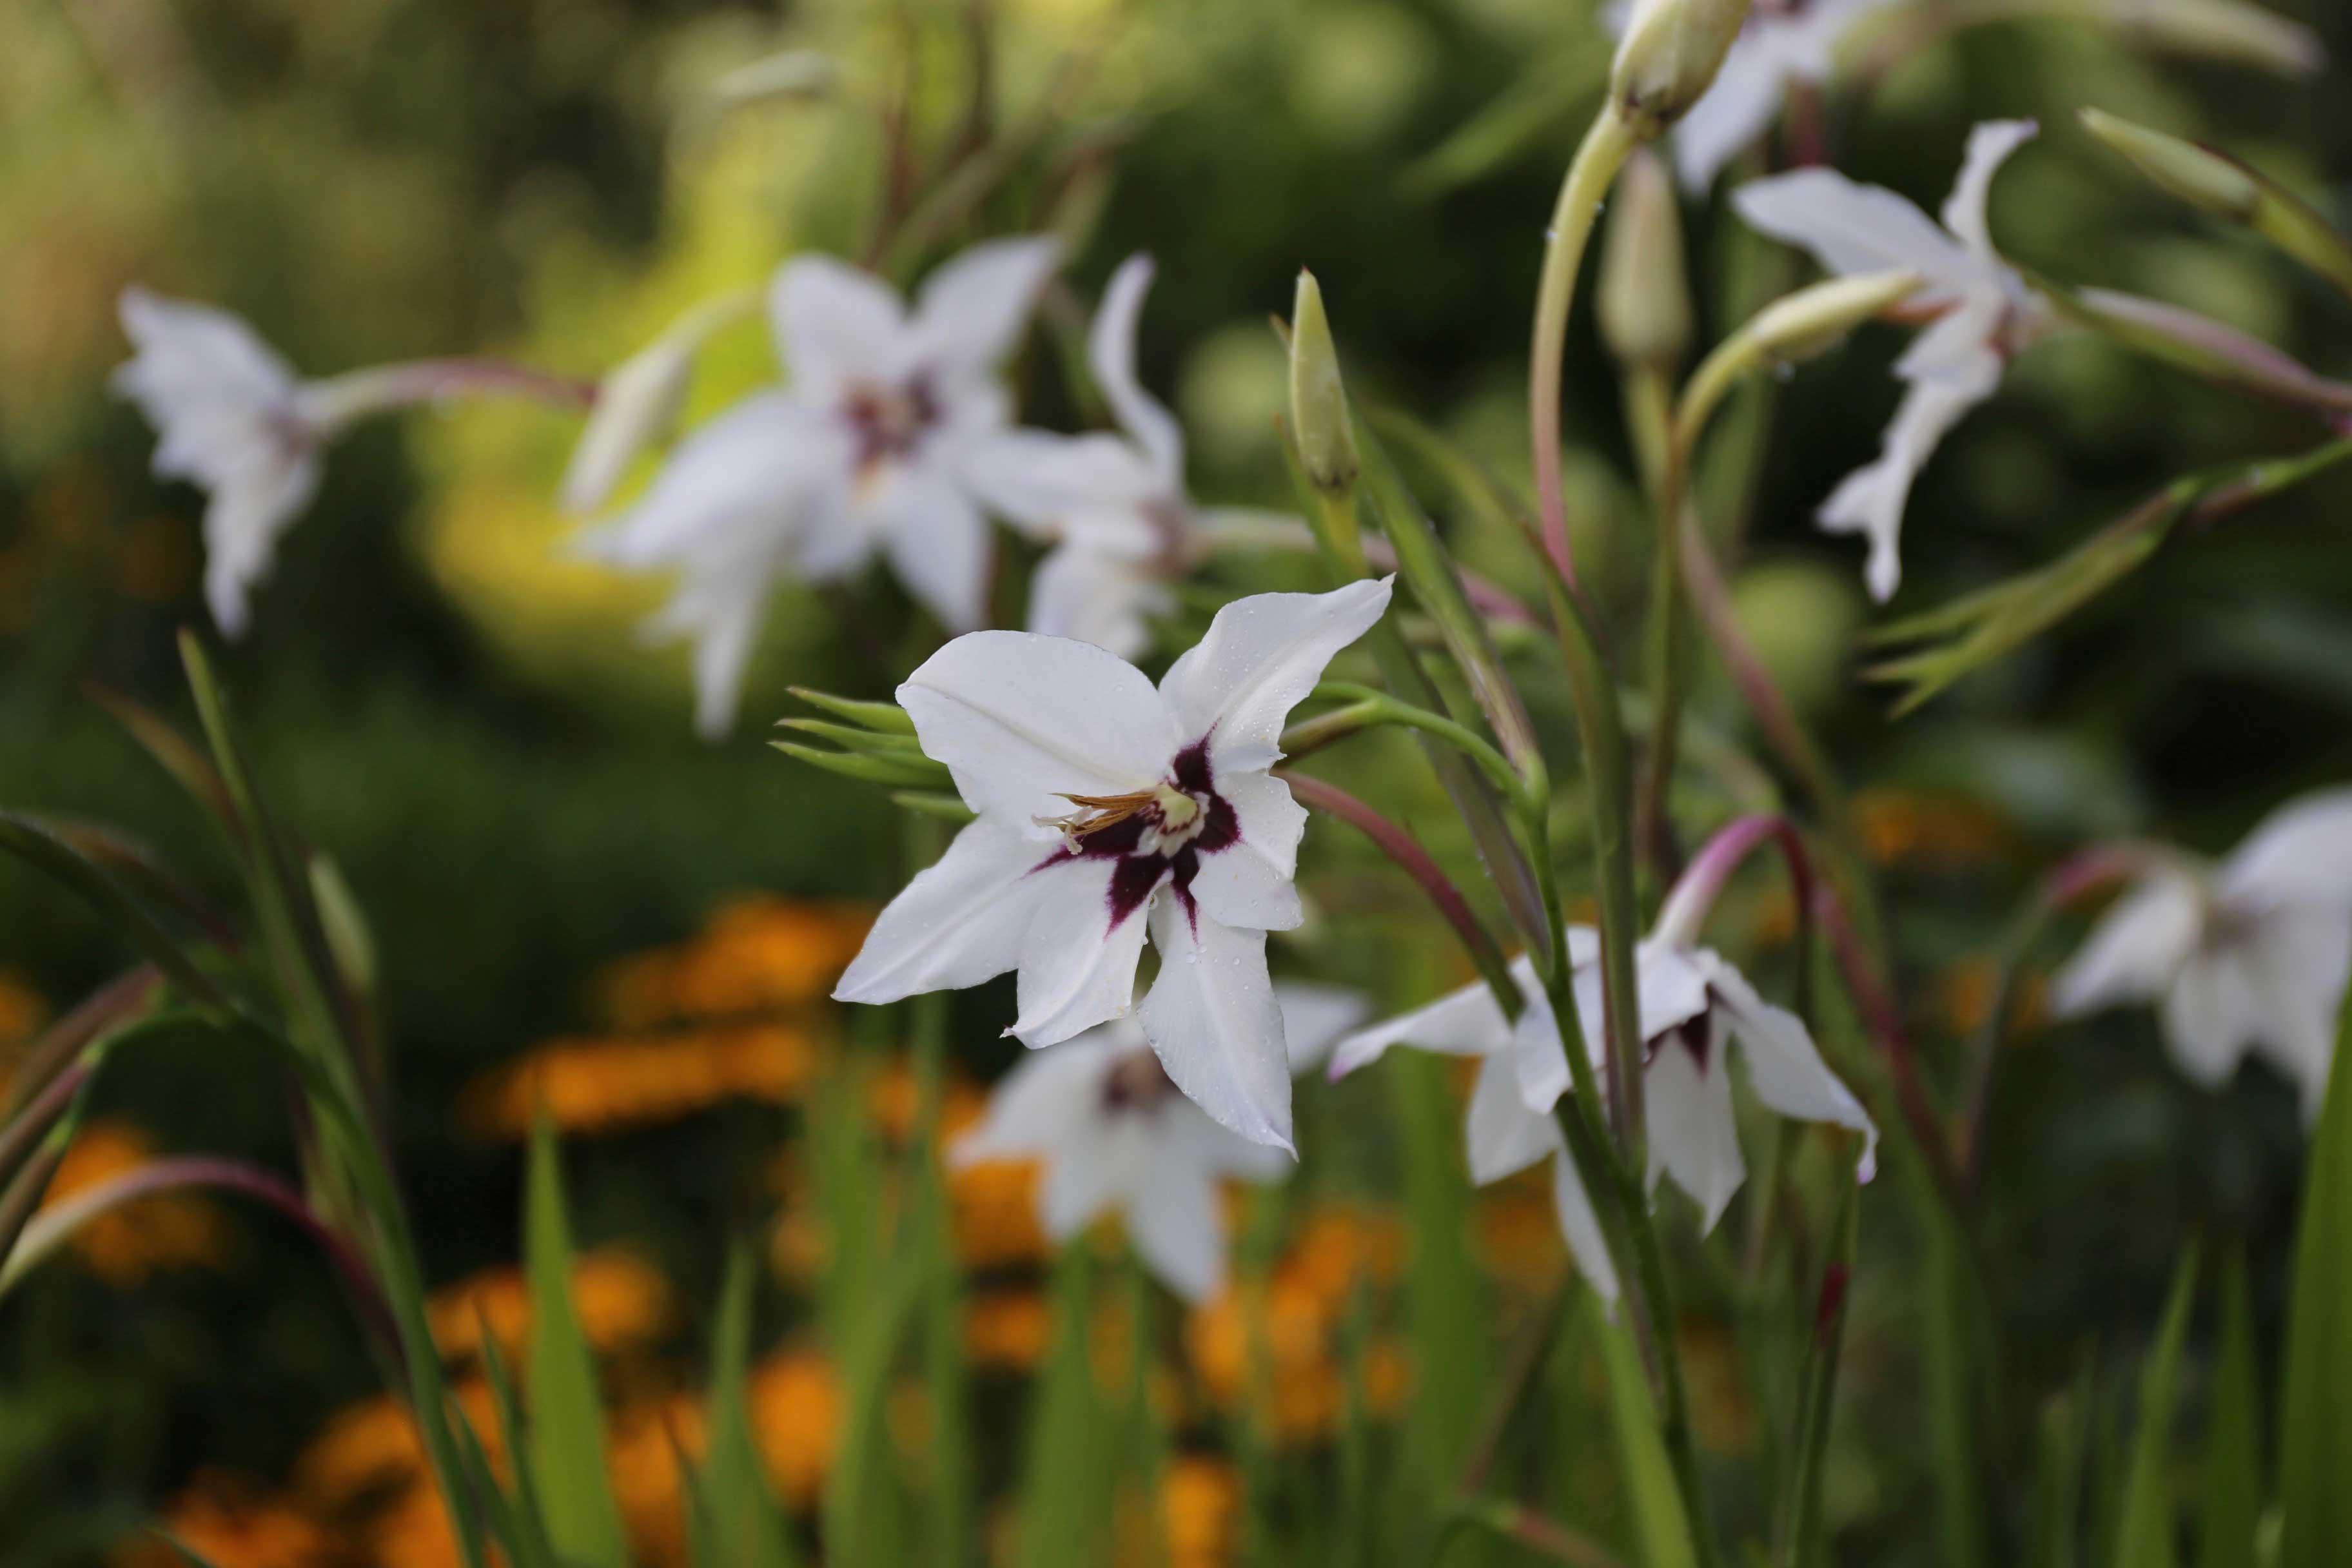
[1288,270,1360,496]
[1746,271,1921,366]
[2106,0,2324,79]
[561,291,757,514]
[1609,0,1752,139]
[2080,109,2259,222]
[1598,149,1692,369]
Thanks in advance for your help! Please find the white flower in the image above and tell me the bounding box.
[1733,118,2041,601]
[583,237,1063,734]
[950,985,1367,1301]
[113,288,333,636]
[1605,0,1903,191]
[1328,931,1874,1302]
[834,578,1396,1153]
[2053,789,2352,1121]
[966,254,1212,658]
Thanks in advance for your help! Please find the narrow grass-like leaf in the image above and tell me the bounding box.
[770,740,952,789]
[2026,1357,2098,1568]
[888,791,976,824]
[2199,1252,2260,1568]
[524,1115,631,1568]
[84,683,242,839]
[2277,989,2352,1568]
[0,814,226,1011]
[1776,1170,1859,1567]
[787,687,917,734]
[1387,1050,1491,1526]
[774,717,932,756]
[1591,1294,1700,1568]
[477,1314,562,1568]
[1925,1206,1990,1568]
[2113,1241,2200,1568]
[1015,1246,1110,1567]
[703,1246,798,1568]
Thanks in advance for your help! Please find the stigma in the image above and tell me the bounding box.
[1041,783,1212,855]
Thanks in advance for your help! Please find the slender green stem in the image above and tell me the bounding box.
[1630,364,1690,877]
[1774,1170,1859,1568]
[1531,108,1638,584]
[1309,683,1533,814]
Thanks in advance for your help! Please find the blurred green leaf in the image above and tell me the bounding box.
[2277,992,2352,1568]
[1591,1294,1700,1568]
[477,1314,562,1568]
[703,1246,798,1568]
[2026,1358,2098,1568]
[524,1115,631,1568]
[2199,1253,2260,1568]
[2112,1241,2199,1568]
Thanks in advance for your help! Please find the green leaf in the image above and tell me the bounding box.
[703,1246,798,1568]
[477,1315,562,1568]
[1015,1246,1112,1567]
[1388,1050,1491,1523]
[774,718,931,757]
[787,687,917,734]
[2278,989,2352,1568]
[770,741,952,789]
[0,813,228,1012]
[888,791,977,825]
[2113,1242,2201,1568]
[1776,1171,1859,1568]
[2199,1252,2260,1568]
[1591,1293,1701,1568]
[2026,1358,2098,1568]
[524,1115,631,1568]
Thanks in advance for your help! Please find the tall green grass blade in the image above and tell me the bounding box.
[1777,1171,1859,1567]
[705,1246,798,1568]
[1015,1246,1111,1567]
[787,687,919,734]
[1925,1208,1990,1568]
[478,1313,562,1568]
[2277,990,2352,1568]
[1388,1050,1491,1524]
[2113,1242,2200,1568]
[1591,1294,1701,1568]
[0,813,226,1012]
[2199,1252,2260,1568]
[524,1115,631,1568]
[2026,1358,2098,1568]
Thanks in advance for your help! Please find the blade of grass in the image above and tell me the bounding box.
[2277,990,2352,1568]
[2112,1242,2200,1568]
[1589,1293,1701,1568]
[524,1114,631,1568]
[2199,1251,2260,1568]
[705,1246,798,1568]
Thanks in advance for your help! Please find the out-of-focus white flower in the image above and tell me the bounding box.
[582,238,1063,734]
[834,580,1395,1153]
[113,288,331,636]
[1328,921,1874,1301]
[2053,789,2352,1121]
[952,985,1367,1301]
[1605,0,1901,191]
[559,291,760,516]
[1732,119,2041,600]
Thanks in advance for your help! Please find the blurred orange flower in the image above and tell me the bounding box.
[462,1021,821,1138]
[947,1157,1047,1269]
[122,1472,337,1568]
[426,1250,675,1364]
[1854,789,2013,873]
[43,1121,224,1285]
[1162,1455,1242,1568]
[748,1348,841,1509]
[965,1287,1052,1369]
[598,896,872,1026]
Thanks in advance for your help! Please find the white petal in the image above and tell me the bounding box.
[1467,1054,1564,1184]
[1702,954,1879,1181]
[115,288,300,416]
[1732,169,1979,300]
[1026,545,1171,659]
[1273,983,1372,1075]
[770,255,912,397]
[1666,45,1790,193]
[877,461,993,632]
[2161,948,2264,1089]
[1939,119,2038,270]
[1126,1158,1229,1304]
[1186,848,1302,934]
[1643,1027,1747,1230]
[897,631,1182,833]
[1816,291,2007,602]
[1565,936,1711,1083]
[640,542,790,738]
[2217,789,2352,912]
[1767,0,1902,74]
[2233,910,2352,1122]
[1011,861,1157,1045]
[911,235,1062,376]
[1140,900,1295,1153]
[2050,872,2204,1018]
[1510,984,1578,1114]
[834,818,1061,1004]
[1326,954,1535,1080]
[962,429,1165,550]
[561,338,695,514]
[582,393,835,567]
[1090,253,1186,484]
[1041,1124,1126,1238]
[1157,579,1395,774]
[1551,1150,1622,1304]
[950,1039,1113,1166]
[202,453,321,638]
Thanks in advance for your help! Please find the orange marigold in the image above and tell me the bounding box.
[598,897,873,1027]
[44,1121,224,1285]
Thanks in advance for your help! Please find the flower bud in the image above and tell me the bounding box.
[1597,149,1692,369]
[1609,0,1752,139]
[1288,270,1360,496]
[561,291,758,514]
[2107,0,2324,79]
[1745,271,1922,366]
[2080,109,2258,222]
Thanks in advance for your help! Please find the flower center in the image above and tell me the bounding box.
[1101,1050,1177,1117]
[1026,739,1242,933]
[841,375,941,477]
[1042,783,1211,856]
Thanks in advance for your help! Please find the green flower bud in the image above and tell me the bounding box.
[1598,148,1692,369]
[2080,109,2259,222]
[1609,0,1752,139]
[1288,270,1360,496]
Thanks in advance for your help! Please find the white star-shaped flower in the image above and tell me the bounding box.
[1328,928,1874,1302]
[1733,118,2041,600]
[1605,0,1904,191]
[113,288,333,636]
[951,985,1367,1301]
[583,237,1063,734]
[834,578,1395,1153]
[2053,789,2352,1121]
